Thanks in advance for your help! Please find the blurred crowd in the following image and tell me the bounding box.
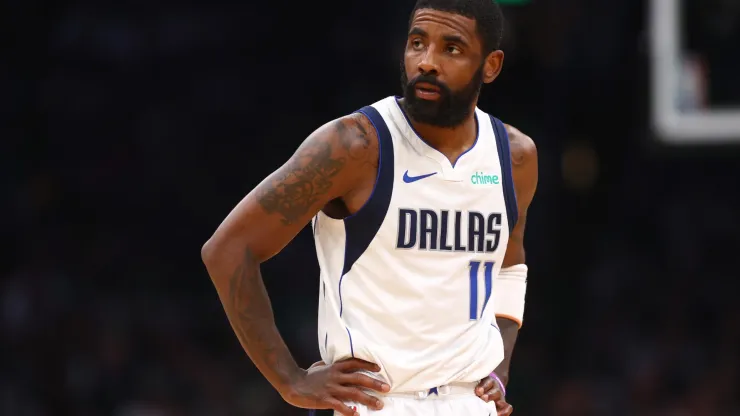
[3,1,739,415]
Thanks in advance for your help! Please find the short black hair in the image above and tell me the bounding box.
[410,0,504,55]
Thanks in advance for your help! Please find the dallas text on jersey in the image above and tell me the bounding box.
[396,208,503,252]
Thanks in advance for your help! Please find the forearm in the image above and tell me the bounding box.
[494,317,519,386]
[203,244,300,392]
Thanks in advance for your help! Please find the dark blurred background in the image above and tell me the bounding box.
[4,0,740,415]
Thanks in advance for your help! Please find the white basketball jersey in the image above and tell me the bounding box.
[311,96,519,393]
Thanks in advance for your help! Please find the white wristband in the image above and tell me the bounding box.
[492,264,528,328]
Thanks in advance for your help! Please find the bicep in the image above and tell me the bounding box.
[207,118,369,263]
[502,128,538,267]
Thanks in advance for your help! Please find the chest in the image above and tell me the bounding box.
[381,151,510,256]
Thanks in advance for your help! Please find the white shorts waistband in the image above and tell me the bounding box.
[378,382,478,400]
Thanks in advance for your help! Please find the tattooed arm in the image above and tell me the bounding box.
[201,113,388,415]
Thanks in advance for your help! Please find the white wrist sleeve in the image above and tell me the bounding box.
[492,264,528,328]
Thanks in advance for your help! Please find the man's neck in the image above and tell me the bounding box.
[399,98,479,160]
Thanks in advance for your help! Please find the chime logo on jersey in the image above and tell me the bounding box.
[471,171,500,185]
[396,208,503,252]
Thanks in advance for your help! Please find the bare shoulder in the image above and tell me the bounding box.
[333,112,379,169]
[504,124,537,167]
[503,124,538,210]
[276,112,378,186]
[252,112,378,224]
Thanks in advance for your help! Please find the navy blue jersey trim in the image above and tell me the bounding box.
[490,116,518,233]
[393,97,479,167]
[335,105,394,358]
[341,106,395,279]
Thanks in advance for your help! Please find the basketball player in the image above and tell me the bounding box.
[201,0,537,414]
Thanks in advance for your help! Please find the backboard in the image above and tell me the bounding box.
[649,0,740,145]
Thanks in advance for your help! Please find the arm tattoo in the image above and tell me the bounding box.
[338,116,378,170]
[207,116,375,389]
[257,141,345,225]
[225,248,297,385]
[257,115,375,225]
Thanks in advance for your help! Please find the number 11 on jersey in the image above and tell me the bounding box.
[469,260,494,320]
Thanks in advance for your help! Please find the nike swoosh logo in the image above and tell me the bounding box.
[403,170,437,183]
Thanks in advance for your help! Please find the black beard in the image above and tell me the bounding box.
[400,62,483,128]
